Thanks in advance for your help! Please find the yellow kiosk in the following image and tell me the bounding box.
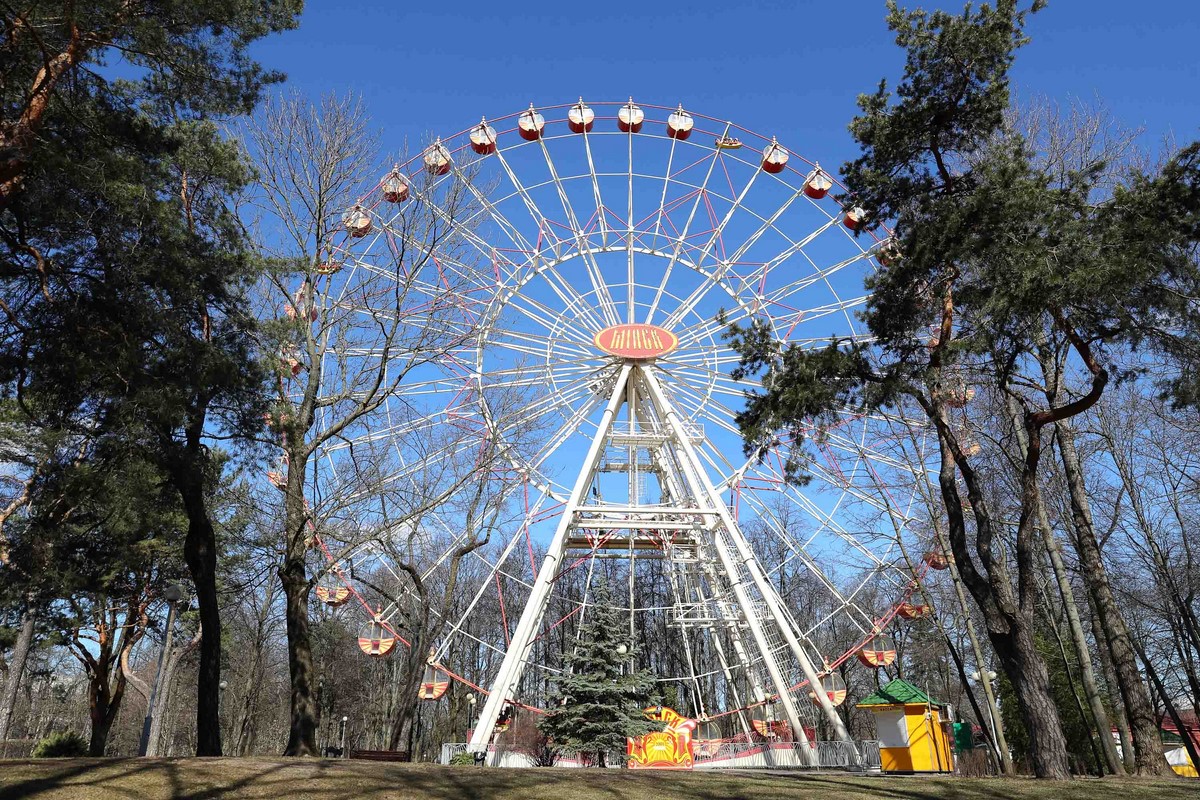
[857,678,954,773]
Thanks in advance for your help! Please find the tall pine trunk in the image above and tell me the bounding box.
[1035,494,1122,774]
[1010,388,1122,775]
[932,404,1071,779]
[87,681,116,757]
[1053,422,1169,775]
[180,475,222,757]
[0,608,35,744]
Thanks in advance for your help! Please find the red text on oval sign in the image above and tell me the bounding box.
[593,324,679,359]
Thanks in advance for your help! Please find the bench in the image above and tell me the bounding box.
[350,749,411,762]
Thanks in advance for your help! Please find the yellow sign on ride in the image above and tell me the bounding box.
[627,706,697,769]
[593,324,679,360]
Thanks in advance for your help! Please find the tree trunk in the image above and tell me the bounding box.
[148,629,200,757]
[0,608,35,744]
[937,524,1014,774]
[85,629,132,758]
[1053,422,1169,776]
[991,614,1072,777]
[1133,637,1200,781]
[88,686,115,757]
[1009,385,1122,775]
[929,398,1070,778]
[1088,603,1135,771]
[388,633,427,752]
[180,478,222,757]
[282,548,318,756]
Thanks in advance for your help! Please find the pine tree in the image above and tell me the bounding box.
[0,3,299,754]
[724,0,1200,779]
[539,582,658,767]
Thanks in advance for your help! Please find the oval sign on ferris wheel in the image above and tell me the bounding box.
[593,323,679,359]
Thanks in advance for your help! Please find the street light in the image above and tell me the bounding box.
[615,643,628,656]
[968,669,1001,754]
[139,583,186,757]
[339,716,349,757]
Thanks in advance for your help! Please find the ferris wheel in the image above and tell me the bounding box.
[291,99,938,761]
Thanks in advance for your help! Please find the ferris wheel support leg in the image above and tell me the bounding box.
[639,365,817,767]
[467,364,634,756]
[727,527,861,762]
[708,625,756,740]
[641,364,859,765]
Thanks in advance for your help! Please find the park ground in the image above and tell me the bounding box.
[0,759,1196,800]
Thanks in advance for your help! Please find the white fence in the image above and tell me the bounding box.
[440,740,882,771]
[693,740,880,771]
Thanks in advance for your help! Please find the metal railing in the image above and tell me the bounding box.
[442,739,882,771]
[690,739,881,771]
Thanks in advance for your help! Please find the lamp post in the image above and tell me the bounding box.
[969,669,1003,764]
[139,583,184,757]
[340,715,349,757]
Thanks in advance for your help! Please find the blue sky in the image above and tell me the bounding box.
[252,0,1199,173]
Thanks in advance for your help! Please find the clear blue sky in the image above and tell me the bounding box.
[251,0,1199,172]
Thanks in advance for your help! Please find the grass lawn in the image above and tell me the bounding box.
[0,758,1194,800]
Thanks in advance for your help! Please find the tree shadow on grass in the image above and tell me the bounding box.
[1,760,1194,800]
[0,758,165,800]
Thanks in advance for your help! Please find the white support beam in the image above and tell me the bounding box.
[638,364,819,765]
[467,364,633,754]
[641,364,859,764]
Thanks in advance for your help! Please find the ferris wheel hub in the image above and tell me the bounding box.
[592,323,679,360]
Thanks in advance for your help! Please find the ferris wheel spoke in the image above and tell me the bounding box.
[371,219,492,290]
[650,161,762,326]
[671,315,747,355]
[661,366,748,408]
[739,487,892,598]
[664,381,744,442]
[822,430,920,475]
[650,129,680,251]
[338,430,500,505]
[762,249,871,309]
[484,339,596,371]
[434,487,554,662]
[483,357,598,385]
[580,124,613,251]
[625,119,636,321]
[445,160,542,262]
[735,215,846,301]
[372,173,528,297]
[723,187,806,272]
[761,459,904,561]
[493,147,564,262]
[760,294,871,338]
[500,292,599,350]
[535,138,622,326]
[526,390,607,474]
[489,375,599,441]
[533,260,611,334]
[649,124,732,326]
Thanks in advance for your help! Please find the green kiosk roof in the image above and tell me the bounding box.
[857,678,944,708]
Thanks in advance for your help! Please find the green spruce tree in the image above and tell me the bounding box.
[539,581,657,767]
